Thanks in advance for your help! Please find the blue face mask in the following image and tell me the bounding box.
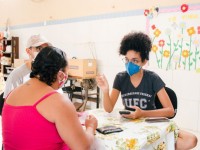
[125,62,141,76]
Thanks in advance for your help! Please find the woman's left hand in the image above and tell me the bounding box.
[122,106,143,119]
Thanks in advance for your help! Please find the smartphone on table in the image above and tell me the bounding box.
[119,105,136,115]
[119,110,131,115]
[145,117,169,123]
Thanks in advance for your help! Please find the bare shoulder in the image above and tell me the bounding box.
[36,92,76,123]
[47,93,75,113]
[48,92,75,110]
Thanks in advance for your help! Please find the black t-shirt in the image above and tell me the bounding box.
[113,69,165,110]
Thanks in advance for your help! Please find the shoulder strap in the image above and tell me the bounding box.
[33,91,58,106]
[4,91,12,101]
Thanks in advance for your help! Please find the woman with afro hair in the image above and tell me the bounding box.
[96,32,197,150]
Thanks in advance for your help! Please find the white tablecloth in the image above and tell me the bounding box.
[84,109,178,150]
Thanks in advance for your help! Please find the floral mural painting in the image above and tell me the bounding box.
[144,6,159,19]
[147,4,200,72]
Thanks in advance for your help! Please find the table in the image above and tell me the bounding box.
[86,109,178,150]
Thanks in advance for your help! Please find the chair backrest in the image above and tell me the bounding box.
[154,87,177,119]
[62,84,84,111]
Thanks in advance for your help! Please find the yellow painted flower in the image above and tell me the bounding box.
[182,50,189,58]
[187,27,196,36]
[116,138,140,150]
[154,29,161,37]
[151,45,158,53]
[126,138,137,149]
[163,50,170,58]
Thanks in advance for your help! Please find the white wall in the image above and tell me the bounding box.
[7,3,200,136]
[149,68,200,132]
[11,14,146,108]
[1,0,200,26]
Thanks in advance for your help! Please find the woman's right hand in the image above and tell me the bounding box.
[96,74,109,93]
[122,106,144,119]
[85,115,98,134]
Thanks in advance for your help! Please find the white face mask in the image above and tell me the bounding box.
[58,71,67,88]
[33,52,39,59]
[29,46,40,60]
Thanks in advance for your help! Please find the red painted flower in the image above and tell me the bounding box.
[151,25,156,30]
[198,26,200,34]
[158,40,165,47]
[144,9,149,16]
[181,4,189,13]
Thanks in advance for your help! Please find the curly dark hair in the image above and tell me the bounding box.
[119,32,152,62]
[30,46,68,86]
